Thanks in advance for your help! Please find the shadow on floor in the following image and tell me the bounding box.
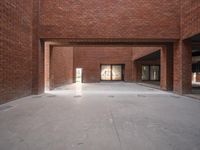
[185,83,200,100]
[137,81,160,90]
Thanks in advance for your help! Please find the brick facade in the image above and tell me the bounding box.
[46,46,162,85]
[181,0,200,39]
[160,46,173,91]
[0,0,33,104]
[172,0,200,94]
[39,0,180,39]
[173,40,192,94]
[74,47,133,82]
[32,0,44,95]
[1,0,200,104]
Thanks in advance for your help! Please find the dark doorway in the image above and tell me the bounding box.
[191,34,200,95]
[101,64,124,81]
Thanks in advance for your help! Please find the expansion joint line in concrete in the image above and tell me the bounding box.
[107,100,123,150]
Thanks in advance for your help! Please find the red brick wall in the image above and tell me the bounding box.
[0,0,33,104]
[32,0,44,95]
[160,46,173,91]
[1,0,198,104]
[44,43,50,90]
[50,47,74,89]
[39,0,180,39]
[173,40,192,94]
[74,47,133,82]
[181,0,200,39]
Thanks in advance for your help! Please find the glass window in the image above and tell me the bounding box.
[76,68,83,83]
[101,65,111,80]
[150,66,160,81]
[142,66,150,80]
[112,65,122,80]
[101,64,124,81]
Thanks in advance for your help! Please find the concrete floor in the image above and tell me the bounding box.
[0,83,200,150]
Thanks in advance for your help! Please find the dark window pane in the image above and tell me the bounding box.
[150,66,160,81]
[142,66,150,80]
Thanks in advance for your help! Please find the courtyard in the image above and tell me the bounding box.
[0,83,200,150]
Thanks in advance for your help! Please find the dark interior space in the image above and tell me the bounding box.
[191,34,200,95]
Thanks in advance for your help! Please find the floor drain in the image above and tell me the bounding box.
[137,94,146,97]
[57,87,62,89]
[32,96,42,99]
[108,95,115,98]
[0,105,13,111]
[170,95,180,99]
[148,89,155,91]
[47,95,56,98]
[74,95,82,98]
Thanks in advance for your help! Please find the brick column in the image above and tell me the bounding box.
[132,62,137,81]
[32,0,45,94]
[44,43,50,90]
[136,63,142,82]
[160,45,173,91]
[132,62,142,82]
[173,40,192,94]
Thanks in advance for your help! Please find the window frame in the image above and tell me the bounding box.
[141,65,160,81]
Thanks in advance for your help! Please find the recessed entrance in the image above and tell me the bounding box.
[142,65,160,81]
[101,64,124,81]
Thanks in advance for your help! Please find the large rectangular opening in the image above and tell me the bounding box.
[42,40,173,94]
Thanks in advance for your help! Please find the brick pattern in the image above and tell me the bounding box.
[0,0,33,104]
[173,40,192,94]
[32,0,44,95]
[160,46,173,91]
[39,0,180,39]
[73,47,133,82]
[50,47,74,89]
[44,43,50,90]
[1,0,200,104]
[181,0,200,39]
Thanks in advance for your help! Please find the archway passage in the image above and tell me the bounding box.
[43,39,174,92]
